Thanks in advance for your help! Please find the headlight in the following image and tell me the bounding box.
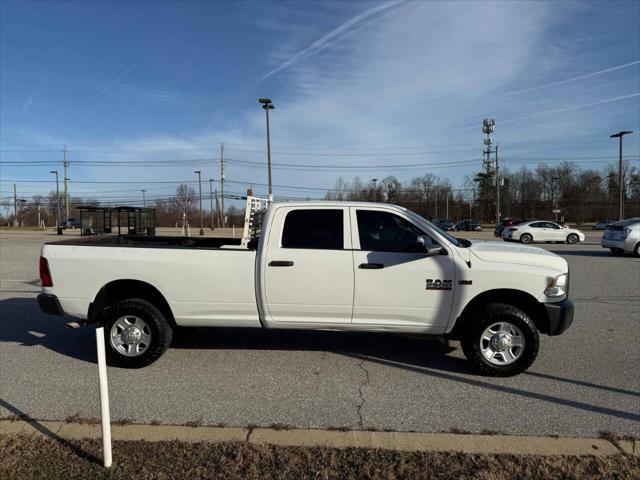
[545,274,568,297]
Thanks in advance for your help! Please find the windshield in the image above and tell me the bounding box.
[404,208,464,248]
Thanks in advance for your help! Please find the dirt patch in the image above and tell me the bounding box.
[1,433,638,480]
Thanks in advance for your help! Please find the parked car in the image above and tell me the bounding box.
[432,218,455,231]
[59,218,81,229]
[38,201,574,376]
[501,221,585,244]
[593,219,616,230]
[455,219,482,231]
[601,218,640,256]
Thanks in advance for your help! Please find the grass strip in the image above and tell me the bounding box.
[1,433,638,480]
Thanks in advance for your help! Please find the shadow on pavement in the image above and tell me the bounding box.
[0,398,101,465]
[0,297,96,363]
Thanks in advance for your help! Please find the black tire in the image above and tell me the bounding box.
[460,303,540,377]
[102,298,173,368]
[566,233,579,244]
[634,243,640,258]
[610,248,624,256]
[520,233,533,244]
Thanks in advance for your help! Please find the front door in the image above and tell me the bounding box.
[264,207,354,325]
[350,208,454,331]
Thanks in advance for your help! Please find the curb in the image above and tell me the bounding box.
[0,420,632,457]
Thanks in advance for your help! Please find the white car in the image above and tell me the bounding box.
[502,221,585,244]
[601,218,640,256]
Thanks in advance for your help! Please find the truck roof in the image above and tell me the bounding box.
[271,200,409,211]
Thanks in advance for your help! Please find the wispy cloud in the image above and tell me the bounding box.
[255,1,405,85]
[22,76,48,114]
[500,92,640,124]
[97,64,135,97]
[499,60,640,97]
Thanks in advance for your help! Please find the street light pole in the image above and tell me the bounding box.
[195,171,204,235]
[141,189,146,208]
[50,170,62,235]
[371,178,378,202]
[209,179,214,230]
[259,98,275,202]
[610,130,633,221]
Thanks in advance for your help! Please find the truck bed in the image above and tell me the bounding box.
[46,235,245,249]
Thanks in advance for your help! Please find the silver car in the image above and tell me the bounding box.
[601,218,640,256]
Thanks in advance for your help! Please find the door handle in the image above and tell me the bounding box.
[359,263,384,269]
[269,260,294,267]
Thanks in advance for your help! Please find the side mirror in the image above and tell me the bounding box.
[417,235,446,256]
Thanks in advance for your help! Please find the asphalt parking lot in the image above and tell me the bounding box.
[1,230,638,437]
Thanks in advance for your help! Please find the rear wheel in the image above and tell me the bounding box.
[634,242,640,257]
[461,303,539,377]
[520,233,533,244]
[566,233,579,244]
[102,298,173,368]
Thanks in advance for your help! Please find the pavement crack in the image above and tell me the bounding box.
[356,358,370,430]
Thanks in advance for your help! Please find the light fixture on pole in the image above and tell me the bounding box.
[194,171,204,236]
[259,98,275,202]
[50,170,62,235]
[610,130,633,221]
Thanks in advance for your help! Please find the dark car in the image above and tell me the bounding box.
[455,219,482,231]
[494,217,522,237]
[593,219,616,230]
[60,218,81,229]
[432,218,455,231]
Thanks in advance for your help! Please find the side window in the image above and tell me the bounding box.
[282,209,344,250]
[545,222,560,229]
[356,210,426,252]
[530,222,544,228]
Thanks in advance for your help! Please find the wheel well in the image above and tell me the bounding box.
[88,280,175,327]
[451,289,550,338]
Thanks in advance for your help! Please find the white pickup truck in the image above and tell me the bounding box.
[38,201,574,376]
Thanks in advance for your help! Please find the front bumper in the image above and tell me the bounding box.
[543,299,574,336]
[37,293,64,317]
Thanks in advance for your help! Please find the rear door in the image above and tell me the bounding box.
[263,206,354,325]
[350,207,454,331]
[529,222,548,240]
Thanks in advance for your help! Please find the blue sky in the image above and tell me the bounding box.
[1,0,639,206]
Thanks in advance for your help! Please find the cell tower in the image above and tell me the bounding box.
[482,118,495,176]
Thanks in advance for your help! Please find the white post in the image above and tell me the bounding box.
[95,327,112,468]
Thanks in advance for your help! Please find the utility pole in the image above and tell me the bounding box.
[610,130,633,221]
[434,188,438,218]
[209,179,214,230]
[445,191,449,219]
[50,170,62,234]
[259,98,275,201]
[13,183,17,227]
[220,144,225,227]
[63,145,69,221]
[141,189,147,208]
[195,170,204,235]
[495,142,500,223]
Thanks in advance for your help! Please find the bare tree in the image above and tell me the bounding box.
[174,184,196,232]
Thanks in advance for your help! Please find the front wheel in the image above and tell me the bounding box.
[461,303,540,377]
[520,233,533,244]
[566,233,579,244]
[102,298,173,368]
